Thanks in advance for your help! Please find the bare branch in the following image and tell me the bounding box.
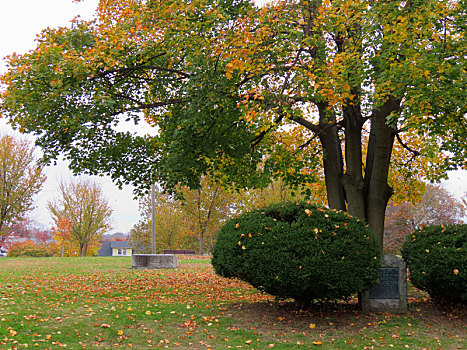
[395,133,420,157]
[110,97,185,116]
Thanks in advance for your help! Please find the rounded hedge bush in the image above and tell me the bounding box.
[401,224,467,304]
[212,202,381,305]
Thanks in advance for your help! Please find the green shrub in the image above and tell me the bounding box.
[401,224,467,304]
[212,202,381,305]
[7,240,58,257]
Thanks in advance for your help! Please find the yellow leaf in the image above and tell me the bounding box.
[241,245,246,250]
[313,340,323,345]
[145,311,152,315]
[117,330,123,336]
[309,323,316,329]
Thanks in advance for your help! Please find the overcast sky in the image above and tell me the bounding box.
[0,0,465,234]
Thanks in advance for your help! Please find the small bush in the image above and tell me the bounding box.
[401,224,467,304]
[212,202,381,306]
[7,240,58,257]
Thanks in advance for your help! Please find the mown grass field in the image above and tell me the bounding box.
[0,257,465,349]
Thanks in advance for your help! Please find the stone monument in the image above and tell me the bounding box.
[362,254,407,313]
[132,254,178,269]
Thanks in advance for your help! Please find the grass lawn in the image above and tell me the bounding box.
[0,257,465,349]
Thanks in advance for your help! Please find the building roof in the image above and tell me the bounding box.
[110,241,132,249]
[97,241,112,256]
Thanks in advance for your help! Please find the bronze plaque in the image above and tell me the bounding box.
[369,268,399,299]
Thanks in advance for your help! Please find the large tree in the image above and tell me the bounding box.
[48,180,112,256]
[0,134,46,244]
[1,0,466,248]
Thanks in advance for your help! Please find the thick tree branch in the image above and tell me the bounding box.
[97,64,191,79]
[290,115,320,133]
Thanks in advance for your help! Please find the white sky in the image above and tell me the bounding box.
[0,0,465,234]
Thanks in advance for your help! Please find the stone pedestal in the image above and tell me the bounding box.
[362,254,407,313]
[132,254,178,269]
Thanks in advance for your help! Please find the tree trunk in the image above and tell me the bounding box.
[317,97,400,250]
[199,230,204,256]
[317,106,346,211]
[342,105,366,219]
[363,97,400,248]
[79,243,85,257]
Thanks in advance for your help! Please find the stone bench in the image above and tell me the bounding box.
[163,249,196,255]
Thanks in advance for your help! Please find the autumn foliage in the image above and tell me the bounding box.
[6,240,58,257]
[0,134,46,241]
[212,201,381,306]
[48,180,112,257]
[130,177,233,254]
[2,0,466,253]
[401,224,467,305]
[384,185,466,253]
[51,217,80,257]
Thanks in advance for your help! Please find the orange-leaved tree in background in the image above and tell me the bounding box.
[51,217,75,257]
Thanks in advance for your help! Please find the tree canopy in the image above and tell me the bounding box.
[1,0,466,247]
